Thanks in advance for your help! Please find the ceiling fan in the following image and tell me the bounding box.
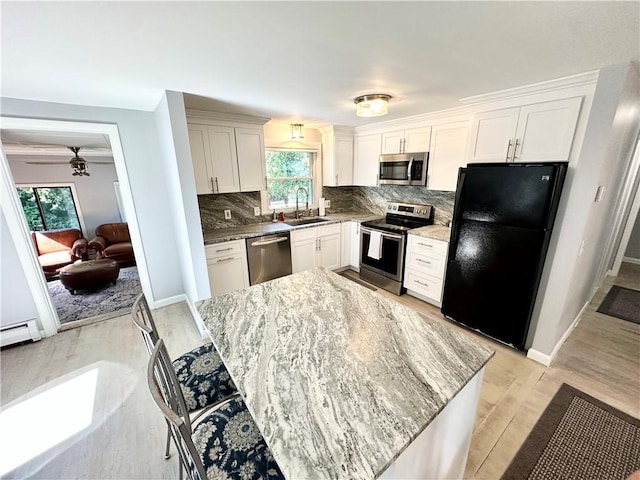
[25,146,113,176]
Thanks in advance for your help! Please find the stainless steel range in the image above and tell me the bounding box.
[360,202,434,295]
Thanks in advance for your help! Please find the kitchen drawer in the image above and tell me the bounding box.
[317,222,341,237]
[408,235,448,257]
[205,240,244,259]
[406,249,446,277]
[404,269,443,300]
[291,227,317,242]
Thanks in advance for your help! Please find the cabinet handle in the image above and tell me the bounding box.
[415,279,430,287]
[417,258,432,265]
[264,176,268,189]
[216,257,235,263]
[215,247,233,253]
[210,177,215,193]
[417,242,433,248]
[505,139,514,162]
[336,174,338,185]
[513,138,521,160]
[215,177,220,193]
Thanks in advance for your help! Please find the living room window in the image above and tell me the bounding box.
[263,149,319,211]
[17,185,83,232]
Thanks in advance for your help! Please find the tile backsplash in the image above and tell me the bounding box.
[198,186,455,231]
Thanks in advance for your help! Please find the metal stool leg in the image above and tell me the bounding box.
[164,421,172,459]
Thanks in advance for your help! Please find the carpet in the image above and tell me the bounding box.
[502,383,640,480]
[597,285,640,324]
[48,266,141,325]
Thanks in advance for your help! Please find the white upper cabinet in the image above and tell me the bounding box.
[187,110,269,195]
[467,97,582,164]
[322,126,354,187]
[353,133,382,186]
[207,126,240,193]
[235,127,266,192]
[381,126,431,154]
[427,121,469,191]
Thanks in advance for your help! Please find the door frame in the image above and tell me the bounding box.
[0,116,152,337]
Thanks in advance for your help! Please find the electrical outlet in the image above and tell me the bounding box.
[224,209,231,220]
[253,207,261,216]
[324,199,330,208]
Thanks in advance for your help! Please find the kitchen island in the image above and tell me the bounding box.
[196,268,493,479]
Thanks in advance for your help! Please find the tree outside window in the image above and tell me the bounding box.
[266,150,315,209]
[17,186,81,232]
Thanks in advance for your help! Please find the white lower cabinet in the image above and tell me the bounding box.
[205,240,249,297]
[403,235,448,306]
[291,223,341,273]
[340,221,362,270]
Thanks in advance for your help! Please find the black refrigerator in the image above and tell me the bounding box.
[441,162,568,350]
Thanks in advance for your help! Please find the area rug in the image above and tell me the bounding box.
[48,266,141,325]
[501,383,640,480]
[597,285,640,324]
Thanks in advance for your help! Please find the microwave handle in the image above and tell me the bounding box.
[407,157,413,181]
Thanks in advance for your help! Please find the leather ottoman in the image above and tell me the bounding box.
[59,259,120,295]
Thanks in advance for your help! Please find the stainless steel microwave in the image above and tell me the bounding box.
[378,152,429,186]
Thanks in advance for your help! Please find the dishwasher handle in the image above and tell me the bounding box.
[250,236,289,247]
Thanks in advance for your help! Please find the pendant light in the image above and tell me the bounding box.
[68,147,90,176]
[290,124,304,139]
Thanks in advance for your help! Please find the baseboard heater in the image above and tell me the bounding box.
[1,320,42,347]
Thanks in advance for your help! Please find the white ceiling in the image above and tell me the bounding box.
[1,130,112,157]
[2,2,638,127]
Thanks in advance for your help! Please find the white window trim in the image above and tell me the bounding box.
[15,182,89,237]
[260,142,322,215]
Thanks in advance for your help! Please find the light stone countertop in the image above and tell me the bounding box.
[196,268,494,479]
[409,225,452,243]
[202,211,381,244]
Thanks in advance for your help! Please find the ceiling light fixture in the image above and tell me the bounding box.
[354,94,392,117]
[68,147,90,176]
[290,124,304,140]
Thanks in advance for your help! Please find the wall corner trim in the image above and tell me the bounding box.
[526,348,552,366]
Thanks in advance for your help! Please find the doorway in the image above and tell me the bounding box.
[0,117,151,336]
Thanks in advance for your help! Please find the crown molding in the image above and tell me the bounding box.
[459,70,599,106]
[185,108,270,126]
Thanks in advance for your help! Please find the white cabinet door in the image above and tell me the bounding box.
[188,124,214,194]
[428,121,469,191]
[404,126,431,153]
[207,126,240,193]
[291,237,316,273]
[318,234,341,270]
[340,222,352,268]
[235,127,266,192]
[354,134,381,186]
[350,222,361,269]
[381,130,405,154]
[467,108,519,163]
[513,97,582,163]
[334,135,354,186]
[207,256,248,296]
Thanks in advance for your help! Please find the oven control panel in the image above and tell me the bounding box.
[386,202,433,219]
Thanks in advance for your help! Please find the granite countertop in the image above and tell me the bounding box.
[196,268,494,479]
[409,225,452,243]
[202,211,381,244]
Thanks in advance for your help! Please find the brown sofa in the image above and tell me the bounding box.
[32,228,89,279]
[89,223,136,267]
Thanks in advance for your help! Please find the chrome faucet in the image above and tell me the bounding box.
[295,187,309,219]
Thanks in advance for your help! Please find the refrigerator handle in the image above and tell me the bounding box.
[448,168,467,259]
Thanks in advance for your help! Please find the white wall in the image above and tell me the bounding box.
[530,62,640,358]
[0,209,39,327]
[1,97,184,304]
[154,91,209,303]
[624,212,640,260]
[8,156,120,238]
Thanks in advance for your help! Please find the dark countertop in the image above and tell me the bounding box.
[202,211,382,244]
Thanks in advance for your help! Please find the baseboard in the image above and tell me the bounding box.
[153,294,188,309]
[622,256,640,265]
[527,298,590,367]
[185,299,208,340]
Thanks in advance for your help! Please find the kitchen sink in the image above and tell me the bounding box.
[284,217,331,227]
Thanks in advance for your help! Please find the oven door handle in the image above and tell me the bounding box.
[360,227,403,240]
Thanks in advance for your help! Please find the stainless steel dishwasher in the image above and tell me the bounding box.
[245,232,292,285]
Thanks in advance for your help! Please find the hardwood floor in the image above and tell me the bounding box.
[1,264,638,479]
